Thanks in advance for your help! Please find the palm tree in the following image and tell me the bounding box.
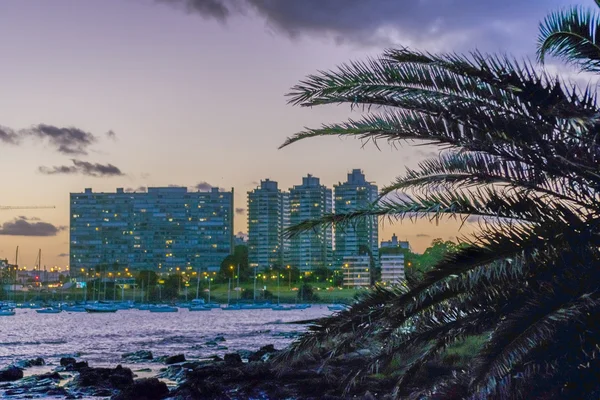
[276,9,600,398]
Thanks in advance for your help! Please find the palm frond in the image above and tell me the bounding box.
[287,185,590,240]
[538,6,600,72]
[380,151,598,209]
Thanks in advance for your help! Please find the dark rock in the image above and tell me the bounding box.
[237,350,254,360]
[60,357,76,367]
[248,344,279,362]
[74,361,88,370]
[122,350,153,362]
[224,353,242,366]
[92,388,113,396]
[14,357,45,369]
[69,364,133,391]
[113,377,169,400]
[157,365,185,382]
[0,366,23,381]
[31,357,45,366]
[37,372,62,380]
[164,354,185,365]
[43,387,69,396]
[204,340,217,346]
[214,336,226,342]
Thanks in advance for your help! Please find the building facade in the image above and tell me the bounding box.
[70,187,234,274]
[380,254,405,284]
[334,169,379,268]
[247,180,289,270]
[380,233,410,250]
[341,255,371,288]
[288,175,333,272]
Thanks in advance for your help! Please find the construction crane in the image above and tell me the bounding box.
[0,205,56,210]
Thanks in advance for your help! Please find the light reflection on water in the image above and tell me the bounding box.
[0,306,332,367]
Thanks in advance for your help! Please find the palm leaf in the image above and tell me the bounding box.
[538,6,600,72]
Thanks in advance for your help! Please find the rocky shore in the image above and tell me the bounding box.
[0,338,394,399]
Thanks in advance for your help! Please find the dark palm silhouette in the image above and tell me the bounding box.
[277,3,600,398]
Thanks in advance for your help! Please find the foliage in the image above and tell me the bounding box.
[538,2,600,72]
[219,245,250,281]
[297,283,319,302]
[302,266,330,283]
[277,6,600,397]
[407,238,466,283]
[135,270,158,287]
[157,274,180,301]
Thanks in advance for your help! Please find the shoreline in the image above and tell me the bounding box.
[0,343,392,400]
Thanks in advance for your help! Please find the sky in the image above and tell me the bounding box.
[0,0,584,268]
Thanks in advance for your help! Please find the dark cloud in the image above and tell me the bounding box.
[195,181,216,191]
[106,130,117,140]
[26,124,97,155]
[0,217,66,237]
[57,253,69,257]
[18,216,41,221]
[235,207,246,215]
[39,159,124,177]
[0,126,19,145]
[415,233,431,238]
[125,186,147,193]
[157,0,570,51]
[157,0,230,21]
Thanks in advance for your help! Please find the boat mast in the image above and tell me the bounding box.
[38,249,42,299]
[227,277,231,306]
[13,246,18,302]
[195,269,200,300]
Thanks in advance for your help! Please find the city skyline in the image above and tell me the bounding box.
[0,0,574,268]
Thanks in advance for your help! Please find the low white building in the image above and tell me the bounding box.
[342,255,371,288]
[380,254,405,284]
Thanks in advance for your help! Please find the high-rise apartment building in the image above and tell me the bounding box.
[288,175,333,272]
[70,187,234,274]
[247,180,289,269]
[334,169,379,268]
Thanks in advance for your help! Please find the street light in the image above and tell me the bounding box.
[286,265,291,289]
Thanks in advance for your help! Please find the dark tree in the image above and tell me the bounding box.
[277,3,600,397]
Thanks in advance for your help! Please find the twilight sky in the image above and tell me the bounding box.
[0,0,582,268]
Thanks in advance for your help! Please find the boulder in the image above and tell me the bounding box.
[237,349,254,360]
[164,354,185,365]
[224,353,242,366]
[37,372,62,380]
[74,361,89,370]
[14,357,45,369]
[70,365,133,390]
[113,377,169,400]
[214,336,226,342]
[157,365,186,382]
[60,357,76,367]
[122,350,153,362]
[248,344,279,362]
[0,366,23,382]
